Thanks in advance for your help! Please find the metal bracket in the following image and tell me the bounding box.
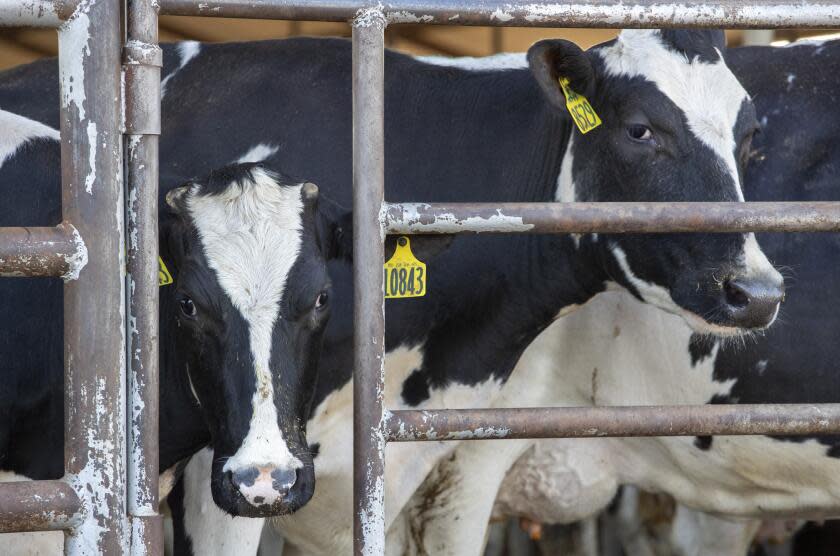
[123,41,162,136]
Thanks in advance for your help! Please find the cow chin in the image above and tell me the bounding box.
[673,307,763,338]
[210,457,315,518]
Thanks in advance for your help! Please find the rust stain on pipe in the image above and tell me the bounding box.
[0,223,86,279]
[0,480,81,533]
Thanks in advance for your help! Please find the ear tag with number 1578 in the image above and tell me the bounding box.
[158,256,174,286]
[559,77,602,134]
[384,237,426,299]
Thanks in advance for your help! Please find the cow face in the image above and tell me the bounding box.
[530,30,784,336]
[161,163,350,517]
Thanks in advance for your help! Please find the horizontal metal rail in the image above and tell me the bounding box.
[386,404,840,441]
[0,480,81,533]
[0,0,73,27]
[157,0,840,28]
[383,202,840,234]
[0,224,86,279]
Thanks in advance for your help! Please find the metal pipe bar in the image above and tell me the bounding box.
[0,0,75,28]
[352,11,387,556]
[386,404,840,442]
[384,202,840,234]
[58,0,128,552]
[0,224,86,279]
[158,0,840,28]
[125,0,164,553]
[0,480,81,533]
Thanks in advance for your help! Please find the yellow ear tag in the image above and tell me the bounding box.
[559,77,602,134]
[158,256,174,286]
[384,237,426,299]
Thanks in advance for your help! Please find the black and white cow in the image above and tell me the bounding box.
[37,29,787,554]
[0,106,351,537]
[390,36,840,556]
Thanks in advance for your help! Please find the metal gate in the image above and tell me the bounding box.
[0,0,162,553]
[2,0,840,554]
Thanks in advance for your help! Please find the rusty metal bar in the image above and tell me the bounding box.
[384,202,840,235]
[0,481,81,533]
[0,224,86,278]
[0,0,75,27]
[125,0,164,552]
[58,0,128,552]
[386,405,840,442]
[157,0,840,28]
[352,11,387,556]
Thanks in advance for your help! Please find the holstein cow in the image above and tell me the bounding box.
[0,110,350,547]
[122,30,786,554]
[393,36,840,556]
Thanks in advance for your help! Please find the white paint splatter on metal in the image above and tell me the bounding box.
[63,226,89,282]
[354,6,386,28]
[59,5,93,120]
[84,122,97,194]
[388,10,433,23]
[388,203,535,233]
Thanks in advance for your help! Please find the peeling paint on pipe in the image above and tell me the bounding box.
[0,0,67,27]
[386,405,840,442]
[158,0,840,28]
[59,0,128,552]
[125,0,164,551]
[0,480,81,533]
[0,224,86,279]
[352,13,387,556]
[384,202,840,234]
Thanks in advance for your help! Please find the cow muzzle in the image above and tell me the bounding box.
[227,465,297,510]
[721,273,784,330]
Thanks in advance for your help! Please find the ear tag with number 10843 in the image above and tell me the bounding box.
[384,237,426,299]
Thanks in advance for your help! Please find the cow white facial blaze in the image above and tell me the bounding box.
[597,30,748,201]
[187,167,305,478]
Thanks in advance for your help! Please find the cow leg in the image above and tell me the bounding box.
[392,438,534,556]
[669,504,761,556]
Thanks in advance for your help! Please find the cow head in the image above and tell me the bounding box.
[530,30,784,336]
[161,163,350,516]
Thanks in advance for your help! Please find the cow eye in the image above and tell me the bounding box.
[178,296,197,318]
[626,124,653,142]
[315,291,329,310]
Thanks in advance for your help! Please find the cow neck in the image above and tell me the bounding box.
[375,126,608,390]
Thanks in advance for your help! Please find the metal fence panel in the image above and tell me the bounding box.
[4,0,840,554]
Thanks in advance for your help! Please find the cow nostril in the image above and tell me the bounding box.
[724,279,750,308]
[231,467,259,489]
[271,468,297,494]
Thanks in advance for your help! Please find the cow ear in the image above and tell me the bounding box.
[158,209,188,282]
[165,184,191,215]
[528,39,595,112]
[315,195,353,262]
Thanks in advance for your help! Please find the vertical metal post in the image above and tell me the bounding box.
[125,0,163,553]
[58,0,128,553]
[352,10,387,556]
